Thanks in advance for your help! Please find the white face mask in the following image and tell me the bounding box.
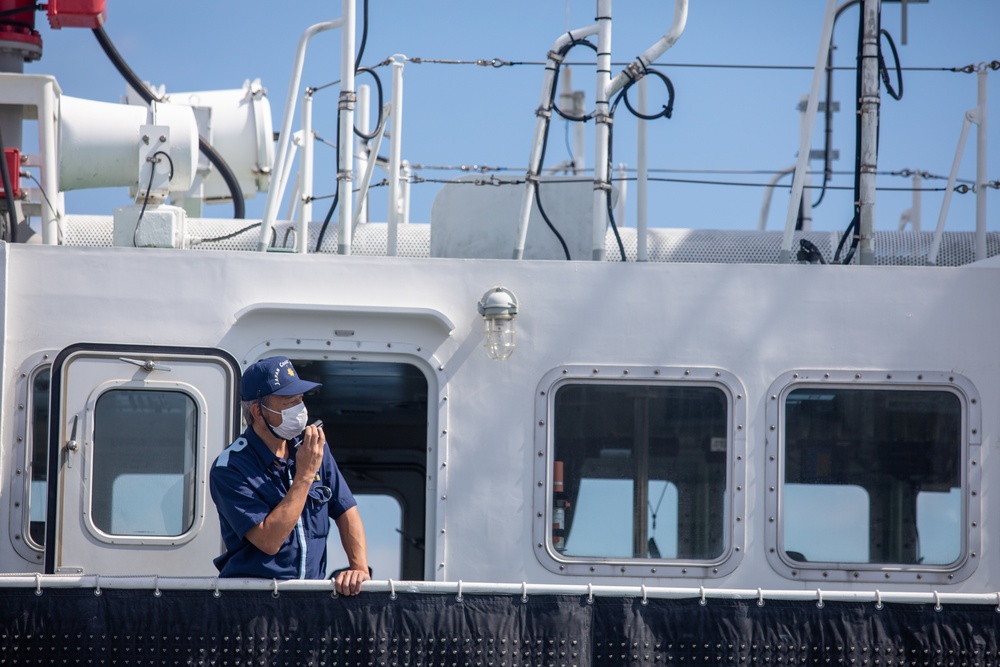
[263,401,309,439]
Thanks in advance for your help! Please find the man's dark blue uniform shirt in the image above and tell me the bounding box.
[209,426,356,579]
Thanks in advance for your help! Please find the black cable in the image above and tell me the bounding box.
[602,68,677,261]
[835,8,868,265]
[315,0,377,251]
[551,40,597,122]
[198,222,263,243]
[92,26,246,219]
[21,171,56,214]
[355,0,369,69]
[133,150,174,247]
[529,37,598,260]
[0,3,39,19]
[620,68,675,120]
[534,128,572,260]
[878,28,903,100]
[353,66,384,140]
[315,107,343,253]
[0,125,18,242]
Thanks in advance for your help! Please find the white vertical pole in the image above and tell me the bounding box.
[258,19,345,251]
[298,92,314,253]
[975,67,988,262]
[615,162,627,228]
[592,0,613,261]
[636,76,648,261]
[778,0,837,262]
[857,0,881,265]
[927,115,972,266]
[512,25,599,259]
[355,84,370,226]
[387,55,405,256]
[401,160,411,225]
[336,0,356,255]
[40,79,61,244]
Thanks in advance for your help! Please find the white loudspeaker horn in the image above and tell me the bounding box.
[59,95,198,192]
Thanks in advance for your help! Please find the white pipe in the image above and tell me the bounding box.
[512,23,600,260]
[615,162,627,227]
[927,115,972,266]
[591,0,613,261]
[857,0,881,265]
[897,171,920,232]
[355,84,370,225]
[284,172,300,223]
[387,55,405,256]
[636,76,648,261]
[40,79,61,244]
[335,0,357,255]
[401,159,411,225]
[759,166,797,231]
[352,104,391,230]
[975,67,988,262]
[606,0,688,98]
[778,0,838,262]
[257,18,345,252]
[297,92,314,253]
[277,138,300,225]
[5,575,1000,607]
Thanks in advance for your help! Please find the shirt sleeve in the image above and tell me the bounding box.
[324,447,357,520]
[209,463,273,540]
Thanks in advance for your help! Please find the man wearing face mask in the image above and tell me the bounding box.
[209,356,370,595]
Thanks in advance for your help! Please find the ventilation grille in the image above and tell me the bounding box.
[61,216,997,266]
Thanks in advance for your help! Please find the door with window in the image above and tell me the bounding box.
[47,344,239,575]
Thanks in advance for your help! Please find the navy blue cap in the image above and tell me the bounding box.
[240,356,321,401]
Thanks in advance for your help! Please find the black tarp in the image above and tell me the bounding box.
[1,588,999,665]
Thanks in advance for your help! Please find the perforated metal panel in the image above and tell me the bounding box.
[60,215,999,266]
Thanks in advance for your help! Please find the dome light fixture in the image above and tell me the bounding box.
[477,287,519,361]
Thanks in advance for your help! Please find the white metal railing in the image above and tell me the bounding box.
[3,574,1000,608]
[258,15,348,252]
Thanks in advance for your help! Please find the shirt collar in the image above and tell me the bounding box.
[243,425,302,473]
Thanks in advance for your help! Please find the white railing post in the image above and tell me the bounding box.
[336,0,356,255]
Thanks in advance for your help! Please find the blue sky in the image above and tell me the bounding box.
[27,1,998,237]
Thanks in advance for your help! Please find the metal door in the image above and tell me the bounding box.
[46,344,240,575]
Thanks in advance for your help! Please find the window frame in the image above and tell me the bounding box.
[81,379,208,545]
[9,352,55,564]
[765,369,981,584]
[533,365,747,578]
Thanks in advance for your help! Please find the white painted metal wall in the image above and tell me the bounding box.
[1,242,998,595]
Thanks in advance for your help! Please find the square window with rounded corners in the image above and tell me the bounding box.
[92,388,199,537]
[765,371,981,585]
[533,366,746,578]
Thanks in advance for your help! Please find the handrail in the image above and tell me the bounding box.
[778,0,838,263]
[257,18,346,252]
[4,575,1000,607]
[605,0,689,99]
